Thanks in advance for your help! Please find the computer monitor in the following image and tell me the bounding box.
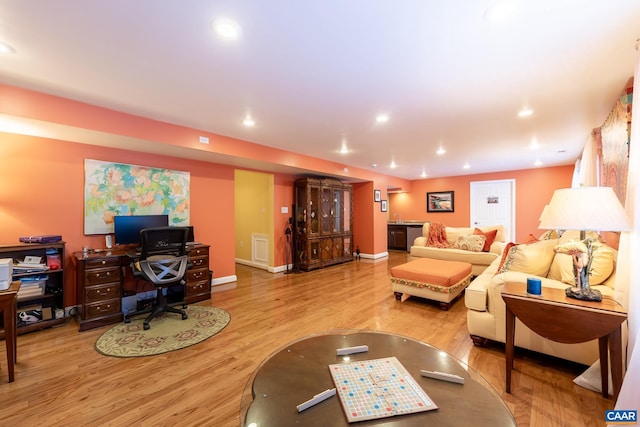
[113,214,169,246]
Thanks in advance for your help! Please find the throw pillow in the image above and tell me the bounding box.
[538,230,559,240]
[547,240,615,286]
[497,238,559,277]
[524,234,539,244]
[473,228,497,252]
[495,242,516,273]
[453,234,486,252]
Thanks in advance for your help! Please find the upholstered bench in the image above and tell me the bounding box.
[390,258,473,310]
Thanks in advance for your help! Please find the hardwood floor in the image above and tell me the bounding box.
[0,251,613,426]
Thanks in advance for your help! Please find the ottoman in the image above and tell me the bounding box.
[390,258,472,310]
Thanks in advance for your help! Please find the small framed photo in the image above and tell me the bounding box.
[427,191,454,212]
[374,189,381,202]
[380,200,388,212]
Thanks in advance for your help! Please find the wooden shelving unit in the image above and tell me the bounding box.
[0,242,67,336]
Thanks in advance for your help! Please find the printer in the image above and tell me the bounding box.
[0,258,12,290]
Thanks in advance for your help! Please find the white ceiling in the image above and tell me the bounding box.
[0,0,638,180]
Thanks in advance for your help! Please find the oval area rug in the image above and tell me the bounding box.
[95,305,231,357]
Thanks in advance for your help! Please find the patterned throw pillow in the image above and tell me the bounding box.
[452,234,486,252]
[473,228,498,252]
[497,238,559,276]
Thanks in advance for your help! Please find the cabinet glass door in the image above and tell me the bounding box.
[320,187,332,234]
[309,186,320,235]
[343,187,351,232]
[332,188,342,233]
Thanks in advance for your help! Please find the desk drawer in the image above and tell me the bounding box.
[85,257,120,269]
[187,268,209,283]
[84,267,121,286]
[189,246,209,257]
[84,298,121,319]
[85,283,121,303]
[186,280,209,297]
[190,255,208,269]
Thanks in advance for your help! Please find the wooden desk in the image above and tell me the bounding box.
[501,282,626,400]
[0,281,21,382]
[73,244,211,331]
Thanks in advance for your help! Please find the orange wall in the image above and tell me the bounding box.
[389,165,574,242]
[0,134,236,307]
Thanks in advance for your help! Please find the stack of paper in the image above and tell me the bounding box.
[13,256,49,273]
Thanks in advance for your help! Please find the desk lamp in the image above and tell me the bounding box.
[539,187,631,301]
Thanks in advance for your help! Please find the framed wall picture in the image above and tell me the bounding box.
[381,200,388,212]
[374,189,381,202]
[427,191,454,212]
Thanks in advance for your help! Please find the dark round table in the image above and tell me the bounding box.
[240,330,515,426]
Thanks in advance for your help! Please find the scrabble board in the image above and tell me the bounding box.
[328,356,437,423]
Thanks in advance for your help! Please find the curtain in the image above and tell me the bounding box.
[614,46,640,410]
[574,132,599,187]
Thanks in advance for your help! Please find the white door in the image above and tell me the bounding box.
[470,179,515,242]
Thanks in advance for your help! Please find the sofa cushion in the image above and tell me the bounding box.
[453,234,486,252]
[497,238,559,277]
[445,226,474,246]
[473,228,497,252]
[547,241,615,286]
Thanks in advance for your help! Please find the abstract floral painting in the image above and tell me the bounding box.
[84,159,190,235]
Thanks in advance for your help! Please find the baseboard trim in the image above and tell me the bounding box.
[357,251,389,260]
[212,274,237,286]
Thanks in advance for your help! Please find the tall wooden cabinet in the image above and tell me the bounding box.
[294,177,353,271]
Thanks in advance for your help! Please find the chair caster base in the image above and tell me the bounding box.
[143,322,150,330]
[182,313,188,320]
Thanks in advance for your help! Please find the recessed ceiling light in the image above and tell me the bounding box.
[212,17,242,40]
[390,160,397,168]
[534,160,543,167]
[518,108,534,118]
[421,171,427,178]
[370,163,378,168]
[242,117,255,127]
[436,147,446,155]
[484,1,518,23]
[339,142,349,154]
[463,162,470,169]
[376,114,389,123]
[0,42,15,54]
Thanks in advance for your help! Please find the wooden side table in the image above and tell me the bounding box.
[0,280,21,382]
[501,282,627,400]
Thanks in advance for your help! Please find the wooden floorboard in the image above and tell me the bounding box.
[0,251,613,426]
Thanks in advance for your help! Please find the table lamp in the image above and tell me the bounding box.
[538,187,631,301]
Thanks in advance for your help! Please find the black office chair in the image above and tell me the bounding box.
[124,226,190,330]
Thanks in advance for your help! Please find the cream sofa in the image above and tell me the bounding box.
[409,223,508,276]
[465,232,618,366]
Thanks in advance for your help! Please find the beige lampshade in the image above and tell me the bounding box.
[539,187,631,232]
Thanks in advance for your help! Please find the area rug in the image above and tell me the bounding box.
[95,305,230,358]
